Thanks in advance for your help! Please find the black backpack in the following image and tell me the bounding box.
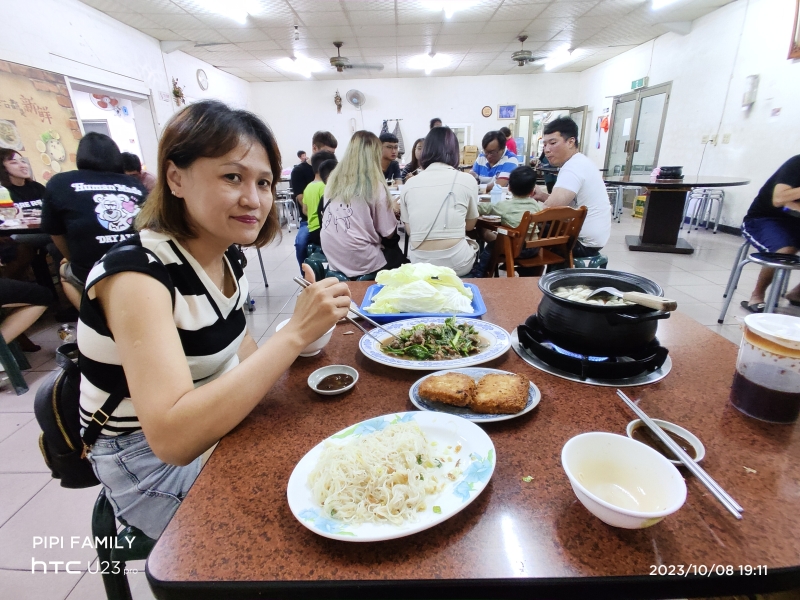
[34,344,127,489]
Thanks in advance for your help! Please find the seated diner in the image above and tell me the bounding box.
[320,130,402,279]
[77,101,351,539]
[532,117,610,258]
[470,130,519,190]
[400,126,479,277]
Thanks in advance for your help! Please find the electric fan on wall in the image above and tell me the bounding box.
[346,90,366,129]
[346,89,366,110]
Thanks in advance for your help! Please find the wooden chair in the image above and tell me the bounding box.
[486,206,587,278]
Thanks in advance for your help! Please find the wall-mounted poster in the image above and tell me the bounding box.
[498,104,517,120]
[0,60,81,182]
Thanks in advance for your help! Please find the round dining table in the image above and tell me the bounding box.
[145,279,800,599]
[603,176,750,254]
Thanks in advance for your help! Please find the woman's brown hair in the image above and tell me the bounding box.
[135,100,282,248]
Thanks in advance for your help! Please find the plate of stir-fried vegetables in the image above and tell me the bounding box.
[358,317,511,370]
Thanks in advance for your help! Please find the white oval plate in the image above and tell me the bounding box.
[409,367,541,423]
[287,411,495,542]
[358,317,511,371]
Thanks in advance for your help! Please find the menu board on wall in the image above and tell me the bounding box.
[0,60,81,183]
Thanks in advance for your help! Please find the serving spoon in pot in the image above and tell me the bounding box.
[586,287,678,311]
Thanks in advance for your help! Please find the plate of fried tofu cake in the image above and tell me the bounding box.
[409,368,541,422]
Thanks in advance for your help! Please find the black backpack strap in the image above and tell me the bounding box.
[317,196,330,229]
[79,244,174,454]
[80,382,129,455]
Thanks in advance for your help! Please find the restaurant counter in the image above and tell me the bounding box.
[146,279,800,599]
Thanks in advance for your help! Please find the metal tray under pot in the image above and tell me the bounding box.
[537,269,671,357]
[518,316,669,381]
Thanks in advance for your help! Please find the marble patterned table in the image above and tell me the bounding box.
[146,279,800,599]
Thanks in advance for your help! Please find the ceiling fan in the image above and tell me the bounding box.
[510,35,547,67]
[329,42,384,72]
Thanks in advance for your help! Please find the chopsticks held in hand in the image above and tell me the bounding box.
[292,276,400,344]
[616,390,743,520]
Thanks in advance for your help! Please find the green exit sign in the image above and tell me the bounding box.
[631,77,649,90]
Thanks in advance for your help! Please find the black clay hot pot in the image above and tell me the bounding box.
[537,269,670,357]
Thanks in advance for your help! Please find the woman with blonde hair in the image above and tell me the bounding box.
[77,100,351,539]
[320,130,401,279]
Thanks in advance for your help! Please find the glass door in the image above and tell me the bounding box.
[569,105,588,152]
[605,83,671,177]
[630,89,668,174]
[515,107,588,165]
[606,99,636,176]
[515,110,534,163]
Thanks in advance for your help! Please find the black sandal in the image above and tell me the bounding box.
[740,300,765,313]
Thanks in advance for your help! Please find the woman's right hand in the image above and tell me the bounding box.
[284,264,351,346]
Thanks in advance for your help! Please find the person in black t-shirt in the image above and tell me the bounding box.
[0,149,46,205]
[741,154,800,311]
[41,132,147,309]
[0,149,62,310]
[291,131,337,272]
[379,132,401,182]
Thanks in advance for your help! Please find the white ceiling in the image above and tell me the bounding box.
[78,0,732,82]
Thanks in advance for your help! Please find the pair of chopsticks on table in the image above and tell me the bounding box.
[292,276,399,345]
[616,390,743,520]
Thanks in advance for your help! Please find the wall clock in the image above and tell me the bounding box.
[481,106,492,118]
[197,69,209,91]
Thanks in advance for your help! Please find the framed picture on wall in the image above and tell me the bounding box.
[790,0,800,59]
[498,104,517,120]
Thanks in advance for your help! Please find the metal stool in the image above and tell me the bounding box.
[0,334,31,395]
[275,199,299,231]
[683,188,724,233]
[92,488,156,600]
[722,240,751,299]
[718,252,799,323]
[606,186,623,223]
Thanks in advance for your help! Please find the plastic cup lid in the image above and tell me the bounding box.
[744,313,800,350]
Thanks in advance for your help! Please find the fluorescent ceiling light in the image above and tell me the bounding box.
[544,44,582,71]
[193,0,264,24]
[408,53,452,75]
[652,0,681,9]
[421,0,481,19]
[276,56,322,78]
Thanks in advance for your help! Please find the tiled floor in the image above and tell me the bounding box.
[0,213,797,599]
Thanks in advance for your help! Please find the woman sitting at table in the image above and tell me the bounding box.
[0,149,61,306]
[319,131,402,279]
[399,127,479,276]
[399,138,424,183]
[78,101,351,540]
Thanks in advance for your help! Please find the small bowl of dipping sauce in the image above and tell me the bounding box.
[308,365,358,396]
[626,419,705,466]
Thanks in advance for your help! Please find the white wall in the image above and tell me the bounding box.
[162,50,252,111]
[0,0,250,133]
[580,0,800,227]
[71,90,143,159]
[249,72,581,168]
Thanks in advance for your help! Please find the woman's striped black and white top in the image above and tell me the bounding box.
[78,230,249,437]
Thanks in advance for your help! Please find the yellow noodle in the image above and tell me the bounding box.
[308,422,456,525]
